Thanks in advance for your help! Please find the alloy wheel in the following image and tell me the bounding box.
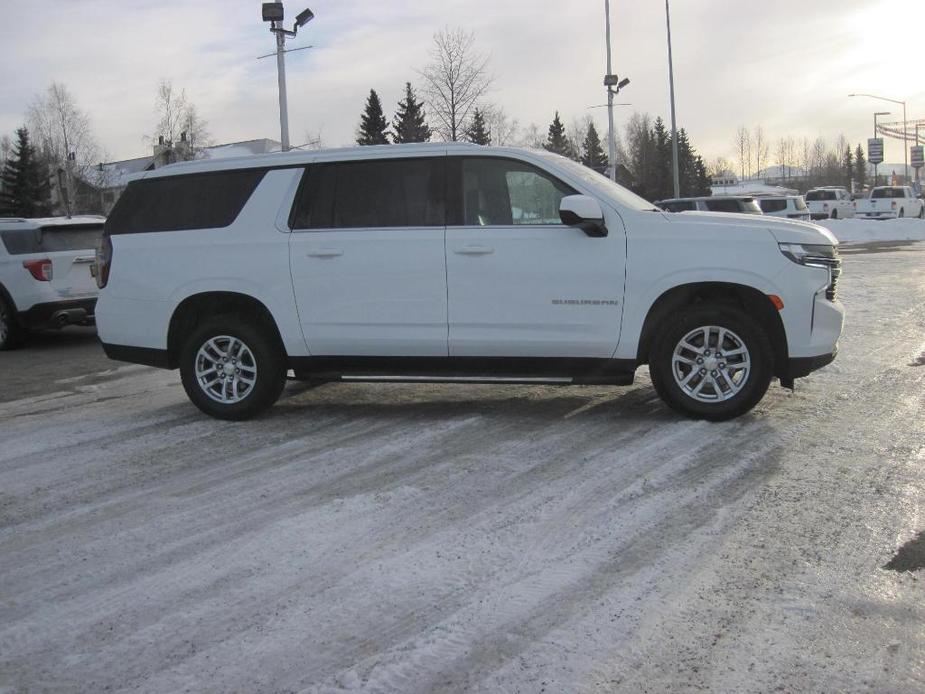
[671,325,751,403]
[195,335,258,404]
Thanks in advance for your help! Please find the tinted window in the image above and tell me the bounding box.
[659,200,696,212]
[1,224,103,255]
[704,199,742,213]
[461,158,576,226]
[806,190,836,201]
[105,169,266,234]
[290,158,445,229]
[759,199,788,213]
[871,187,904,199]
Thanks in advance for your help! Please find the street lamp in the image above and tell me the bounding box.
[603,0,623,182]
[665,0,680,198]
[262,2,314,151]
[850,93,909,183]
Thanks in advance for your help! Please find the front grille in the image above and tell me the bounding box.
[806,250,842,301]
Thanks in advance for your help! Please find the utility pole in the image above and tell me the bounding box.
[604,0,616,181]
[665,0,680,198]
[274,24,290,151]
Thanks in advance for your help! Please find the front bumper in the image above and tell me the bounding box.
[857,212,897,220]
[788,349,837,379]
[18,298,97,330]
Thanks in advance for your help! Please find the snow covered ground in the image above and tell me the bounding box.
[1,247,924,692]
[819,217,925,245]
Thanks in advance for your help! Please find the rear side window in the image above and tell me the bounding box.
[105,169,266,234]
[290,158,445,229]
[704,199,741,213]
[1,224,103,255]
[759,199,787,213]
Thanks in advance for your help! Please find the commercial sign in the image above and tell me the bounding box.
[912,145,924,169]
[868,138,884,165]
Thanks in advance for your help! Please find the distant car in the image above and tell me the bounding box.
[805,187,855,220]
[655,196,763,215]
[0,216,103,349]
[756,195,810,221]
[854,186,925,220]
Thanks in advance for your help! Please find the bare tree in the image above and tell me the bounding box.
[753,125,769,179]
[419,27,493,142]
[0,135,11,167]
[708,156,734,178]
[482,104,519,146]
[27,83,98,176]
[153,79,210,160]
[517,123,545,149]
[734,126,751,180]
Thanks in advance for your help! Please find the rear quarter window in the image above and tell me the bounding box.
[759,199,787,213]
[105,169,266,234]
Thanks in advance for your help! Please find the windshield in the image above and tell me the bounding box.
[538,152,659,212]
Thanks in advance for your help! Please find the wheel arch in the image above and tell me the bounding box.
[636,281,789,378]
[167,291,286,369]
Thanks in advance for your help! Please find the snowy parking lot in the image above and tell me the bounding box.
[1,240,924,692]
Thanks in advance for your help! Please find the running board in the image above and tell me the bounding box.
[339,375,574,385]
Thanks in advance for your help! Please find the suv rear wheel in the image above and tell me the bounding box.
[0,295,23,351]
[649,305,773,421]
[179,315,287,420]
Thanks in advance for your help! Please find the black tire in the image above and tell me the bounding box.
[179,314,287,421]
[899,208,905,218]
[0,294,23,351]
[831,209,838,220]
[649,304,774,421]
[919,206,924,219]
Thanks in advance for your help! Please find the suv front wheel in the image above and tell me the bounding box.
[179,316,287,420]
[649,305,773,421]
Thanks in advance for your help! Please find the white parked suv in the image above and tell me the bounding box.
[0,216,103,349]
[756,195,810,221]
[805,187,855,220]
[95,144,844,421]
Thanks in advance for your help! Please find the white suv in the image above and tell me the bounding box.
[0,216,103,349]
[95,144,844,421]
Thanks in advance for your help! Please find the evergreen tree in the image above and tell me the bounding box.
[356,89,390,146]
[465,108,491,145]
[392,82,431,144]
[0,127,50,217]
[843,146,854,189]
[580,121,608,173]
[652,118,672,201]
[853,144,866,190]
[544,112,572,157]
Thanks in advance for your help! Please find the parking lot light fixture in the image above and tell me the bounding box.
[850,93,909,183]
[262,3,314,152]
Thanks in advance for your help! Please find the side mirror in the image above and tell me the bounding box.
[559,195,608,237]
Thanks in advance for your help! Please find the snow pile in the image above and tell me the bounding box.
[818,218,925,245]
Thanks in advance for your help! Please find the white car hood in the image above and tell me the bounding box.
[668,211,838,246]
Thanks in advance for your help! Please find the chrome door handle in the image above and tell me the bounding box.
[73,256,96,264]
[454,245,495,255]
[306,249,344,258]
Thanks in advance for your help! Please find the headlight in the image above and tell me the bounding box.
[778,243,837,269]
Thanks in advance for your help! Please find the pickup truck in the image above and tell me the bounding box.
[854,186,925,220]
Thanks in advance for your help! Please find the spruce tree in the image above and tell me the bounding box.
[465,108,491,145]
[580,121,608,173]
[843,146,854,189]
[854,144,867,190]
[544,112,571,157]
[356,89,390,146]
[392,82,431,144]
[0,127,50,217]
[652,118,672,200]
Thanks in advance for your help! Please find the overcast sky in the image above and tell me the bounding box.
[0,0,921,170]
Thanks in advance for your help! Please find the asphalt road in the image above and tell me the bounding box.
[1,245,924,693]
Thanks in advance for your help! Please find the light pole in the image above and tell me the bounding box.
[262,3,314,152]
[665,0,680,198]
[873,111,890,186]
[850,93,908,183]
[603,1,629,182]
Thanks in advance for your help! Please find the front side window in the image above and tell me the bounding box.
[290,158,444,229]
[461,158,576,226]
